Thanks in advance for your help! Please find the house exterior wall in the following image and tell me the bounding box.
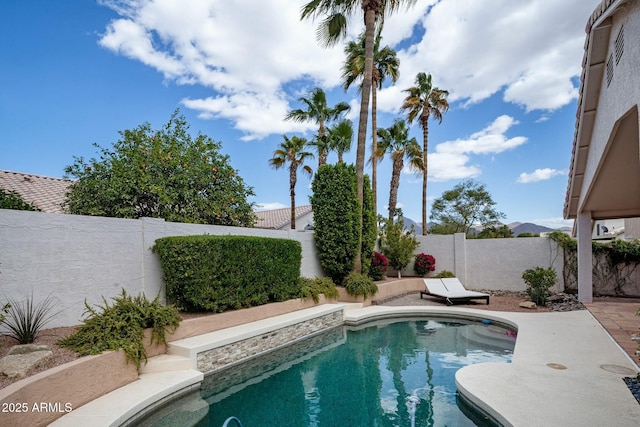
[579,3,640,212]
[2,209,564,328]
[280,211,314,231]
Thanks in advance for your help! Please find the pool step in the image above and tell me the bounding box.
[140,354,192,374]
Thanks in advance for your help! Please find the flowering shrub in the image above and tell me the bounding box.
[368,251,389,281]
[414,253,436,277]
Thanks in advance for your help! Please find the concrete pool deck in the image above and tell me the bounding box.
[51,301,640,427]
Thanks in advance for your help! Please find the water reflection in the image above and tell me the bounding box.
[145,318,515,427]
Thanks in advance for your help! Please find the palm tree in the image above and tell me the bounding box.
[285,87,350,169]
[327,119,354,163]
[301,0,417,272]
[269,135,314,230]
[343,31,400,216]
[401,72,449,235]
[375,119,423,221]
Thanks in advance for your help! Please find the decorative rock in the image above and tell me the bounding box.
[7,344,51,355]
[0,349,53,379]
[548,293,586,312]
[519,301,537,309]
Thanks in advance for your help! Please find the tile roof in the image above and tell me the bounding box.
[0,170,71,213]
[254,205,313,229]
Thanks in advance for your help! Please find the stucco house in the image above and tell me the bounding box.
[564,0,640,302]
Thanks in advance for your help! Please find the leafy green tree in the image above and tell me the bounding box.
[64,110,255,226]
[269,135,314,230]
[427,222,458,235]
[477,225,514,239]
[375,119,423,220]
[401,72,449,235]
[301,0,418,273]
[378,217,419,278]
[285,87,350,168]
[343,31,400,214]
[0,189,40,211]
[430,180,505,236]
[311,163,360,284]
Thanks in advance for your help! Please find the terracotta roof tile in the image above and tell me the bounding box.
[0,170,71,213]
[254,205,312,229]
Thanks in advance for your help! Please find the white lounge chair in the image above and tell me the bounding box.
[421,278,490,305]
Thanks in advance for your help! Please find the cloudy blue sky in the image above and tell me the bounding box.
[1,0,602,228]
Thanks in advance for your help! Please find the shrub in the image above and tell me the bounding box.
[414,253,436,277]
[1,294,57,344]
[378,218,419,278]
[298,277,339,303]
[58,289,180,368]
[522,267,557,306]
[153,235,301,312]
[0,189,40,211]
[368,251,389,281]
[433,270,456,278]
[311,164,360,284]
[343,272,378,299]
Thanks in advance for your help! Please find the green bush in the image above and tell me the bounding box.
[153,235,301,312]
[58,290,180,368]
[343,272,378,299]
[522,267,557,306]
[433,270,456,278]
[0,189,40,211]
[311,164,360,284]
[1,294,57,344]
[298,277,339,303]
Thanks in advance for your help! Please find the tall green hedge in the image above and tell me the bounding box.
[152,235,301,312]
[310,164,375,284]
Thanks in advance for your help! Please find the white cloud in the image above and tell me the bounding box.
[255,202,287,211]
[517,168,565,183]
[428,115,526,181]
[98,0,600,139]
[386,0,599,113]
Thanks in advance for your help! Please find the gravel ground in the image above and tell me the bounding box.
[0,326,79,390]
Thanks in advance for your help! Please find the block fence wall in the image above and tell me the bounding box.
[0,209,563,328]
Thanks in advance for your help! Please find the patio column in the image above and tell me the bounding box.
[576,210,593,303]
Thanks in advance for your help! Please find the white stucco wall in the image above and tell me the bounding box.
[465,237,564,292]
[394,234,562,292]
[0,210,147,328]
[1,209,564,327]
[0,210,323,328]
[579,3,640,211]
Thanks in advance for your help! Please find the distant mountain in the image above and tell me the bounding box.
[398,218,569,236]
[509,222,554,236]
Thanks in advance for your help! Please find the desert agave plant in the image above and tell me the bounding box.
[1,294,58,344]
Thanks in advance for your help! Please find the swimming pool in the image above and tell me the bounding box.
[140,317,516,426]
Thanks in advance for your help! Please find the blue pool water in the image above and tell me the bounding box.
[142,317,516,427]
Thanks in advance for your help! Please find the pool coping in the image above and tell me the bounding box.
[51,303,640,427]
